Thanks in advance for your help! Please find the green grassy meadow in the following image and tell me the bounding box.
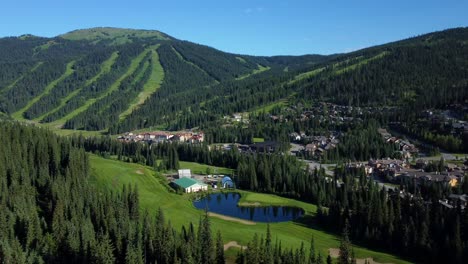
[178,161,234,175]
[89,154,411,264]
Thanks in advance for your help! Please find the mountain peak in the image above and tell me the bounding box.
[59,27,171,44]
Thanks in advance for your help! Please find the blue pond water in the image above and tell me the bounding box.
[193,193,303,222]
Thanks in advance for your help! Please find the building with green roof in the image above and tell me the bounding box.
[173,177,208,193]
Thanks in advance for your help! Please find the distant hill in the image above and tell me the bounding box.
[0,27,467,133]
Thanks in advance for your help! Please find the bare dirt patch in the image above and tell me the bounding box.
[208,212,256,225]
[328,248,392,264]
[135,169,144,175]
[224,241,247,251]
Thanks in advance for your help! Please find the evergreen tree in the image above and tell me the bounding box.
[338,221,352,264]
[216,230,225,264]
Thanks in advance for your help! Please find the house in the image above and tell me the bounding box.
[189,132,204,143]
[415,159,428,169]
[249,141,279,153]
[178,169,192,178]
[173,178,208,193]
[173,133,192,142]
[305,143,316,153]
[290,132,301,141]
[233,113,242,122]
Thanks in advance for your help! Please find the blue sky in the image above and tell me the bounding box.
[1,0,467,56]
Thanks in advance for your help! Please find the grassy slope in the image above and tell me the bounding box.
[178,161,234,175]
[235,64,270,80]
[89,155,410,264]
[0,62,43,93]
[288,67,325,85]
[334,51,389,75]
[51,48,152,126]
[119,47,164,121]
[12,61,76,120]
[35,52,119,123]
[251,100,288,114]
[170,46,218,84]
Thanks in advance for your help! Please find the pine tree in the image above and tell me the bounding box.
[338,221,352,264]
[215,230,225,264]
[309,236,316,264]
[317,252,324,264]
[92,232,115,264]
[199,212,215,264]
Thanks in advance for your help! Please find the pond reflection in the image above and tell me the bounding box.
[193,193,303,222]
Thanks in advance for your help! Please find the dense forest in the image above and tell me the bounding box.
[1,121,355,264]
[77,134,468,263]
[0,121,203,262]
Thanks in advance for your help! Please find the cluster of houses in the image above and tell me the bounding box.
[422,107,468,135]
[365,158,466,187]
[287,132,339,158]
[117,131,204,144]
[378,128,419,158]
[303,135,339,157]
[286,103,395,125]
[217,141,282,153]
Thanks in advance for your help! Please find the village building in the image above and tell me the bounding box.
[173,178,208,193]
[178,169,192,178]
[398,170,461,187]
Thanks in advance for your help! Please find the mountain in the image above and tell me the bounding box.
[60,27,172,44]
[0,27,467,133]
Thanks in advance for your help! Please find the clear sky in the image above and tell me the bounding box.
[1,0,467,56]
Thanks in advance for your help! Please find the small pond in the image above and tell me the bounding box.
[193,193,303,222]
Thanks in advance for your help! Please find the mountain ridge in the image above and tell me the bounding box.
[0,26,466,133]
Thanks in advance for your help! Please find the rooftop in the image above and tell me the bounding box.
[173,177,206,189]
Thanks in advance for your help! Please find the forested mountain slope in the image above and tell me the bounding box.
[0,27,467,133]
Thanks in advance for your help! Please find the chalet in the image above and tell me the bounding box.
[173,178,208,193]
